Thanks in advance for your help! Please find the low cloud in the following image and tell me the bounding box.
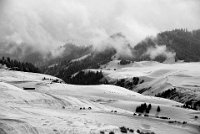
[0,0,199,58]
[94,33,133,57]
[144,45,176,60]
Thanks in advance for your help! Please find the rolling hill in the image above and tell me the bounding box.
[85,60,200,110]
[0,68,199,134]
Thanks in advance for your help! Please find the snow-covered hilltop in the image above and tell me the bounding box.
[87,60,200,110]
[0,68,199,134]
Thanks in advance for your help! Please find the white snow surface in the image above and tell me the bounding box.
[0,68,199,134]
[95,60,200,98]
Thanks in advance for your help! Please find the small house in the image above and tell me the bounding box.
[23,87,35,90]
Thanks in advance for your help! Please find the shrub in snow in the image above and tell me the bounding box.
[129,129,134,133]
[157,106,161,112]
[182,121,187,124]
[100,131,105,134]
[137,129,140,133]
[109,131,115,134]
[159,116,169,120]
[120,126,127,133]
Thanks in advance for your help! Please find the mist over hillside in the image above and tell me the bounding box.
[134,29,200,62]
[40,29,200,83]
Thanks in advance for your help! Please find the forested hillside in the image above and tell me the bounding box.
[0,57,40,73]
[42,29,200,83]
[134,29,200,62]
[42,48,116,83]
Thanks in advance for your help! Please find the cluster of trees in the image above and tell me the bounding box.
[116,79,126,87]
[156,88,200,110]
[135,103,152,114]
[135,103,161,114]
[119,59,131,65]
[155,88,177,98]
[115,77,141,90]
[183,100,200,110]
[119,126,134,133]
[0,57,40,73]
[69,70,107,85]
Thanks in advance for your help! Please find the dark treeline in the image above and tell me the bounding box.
[0,57,40,73]
[156,88,200,110]
[183,100,200,110]
[69,70,107,85]
[155,88,177,98]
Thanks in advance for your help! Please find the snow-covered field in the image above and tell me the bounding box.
[93,60,200,101]
[0,68,199,134]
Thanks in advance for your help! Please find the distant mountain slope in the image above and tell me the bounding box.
[42,29,200,83]
[134,29,200,62]
[1,29,199,66]
[42,46,116,83]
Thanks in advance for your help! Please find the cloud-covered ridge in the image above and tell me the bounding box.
[0,0,199,58]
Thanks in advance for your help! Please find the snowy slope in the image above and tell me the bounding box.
[92,60,200,103]
[0,69,199,134]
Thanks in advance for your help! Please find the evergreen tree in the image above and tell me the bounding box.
[157,106,161,113]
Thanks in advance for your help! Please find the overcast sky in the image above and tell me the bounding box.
[0,0,200,56]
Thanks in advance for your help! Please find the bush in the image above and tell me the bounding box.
[129,129,134,133]
[109,131,114,134]
[137,129,140,133]
[100,131,105,134]
[120,126,127,133]
[183,121,187,124]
